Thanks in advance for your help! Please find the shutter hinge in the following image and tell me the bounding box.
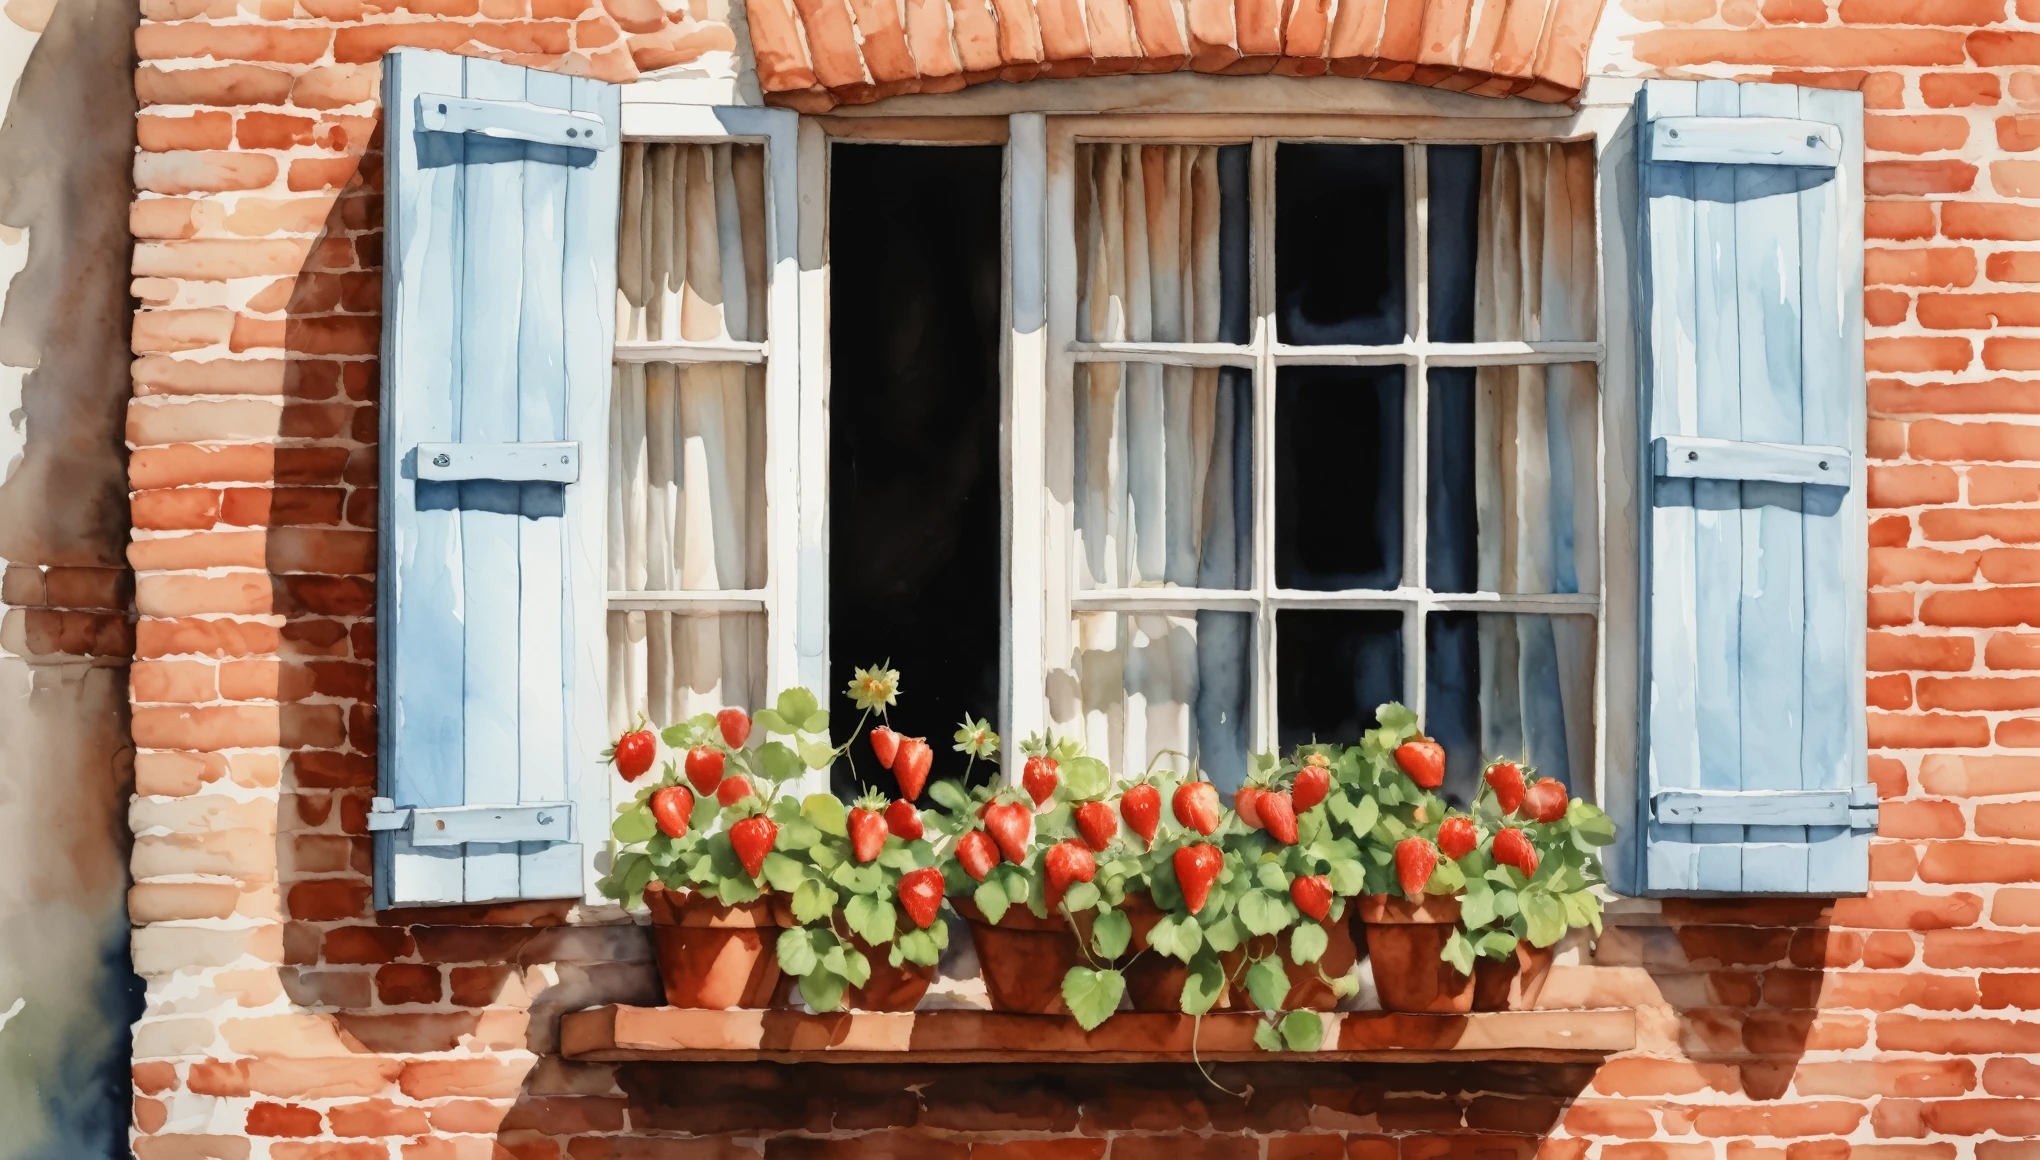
[369,798,576,845]
[1653,788,1880,829]
[414,441,580,483]
[1652,436,1852,488]
[418,94,614,151]
[1647,117,1841,168]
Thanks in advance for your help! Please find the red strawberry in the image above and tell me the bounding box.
[885,798,924,841]
[1044,840,1097,909]
[1437,815,1478,861]
[1074,801,1118,852]
[1172,781,1222,836]
[1258,790,1298,845]
[1120,783,1161,847]
[1022,754,1059,806]
[1485,760,1527,815]
[1174,843,1224,914]
[869,726,901,770]
[730,815,777,879]
[957,829,999,881]
[899,866,945,929]
[1523,777,1569,824]
[1395,737,1446,789]
[1235,786,1265,829]
[684,745,726,795]
[1493,827,1539,876]
[983,800,1034,864]
[717,708,752,748]
[1395,836,1438,896]
[610,727,656,782]
[649,785,692,838]
[716,775,754,807]
[1291,873,1333,921]
[1292,764,1331,812]
[893,737,933,802]
[848,806,887,863]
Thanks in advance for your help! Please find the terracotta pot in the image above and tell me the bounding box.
[846,914,936,1012]
[1472,941,1555,1011]
[644,880,789,1009]
[956,897,1088,1015]
[1356,893,1475,1014]
[1262,915,1362,1011]
[1119,893,1241,1013]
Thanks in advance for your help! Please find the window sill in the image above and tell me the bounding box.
[559,1005,1635,1063]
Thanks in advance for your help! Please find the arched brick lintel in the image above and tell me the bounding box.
[745,0,1609,110]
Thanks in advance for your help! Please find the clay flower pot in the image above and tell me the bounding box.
[1356,893,1475,1014]
[644,880,790,1009]
[1257,915,1361,1012]
[1472,940,1555,1011]
[1118,893,1241,1013]
[956,897,1088,1015]
[847,914,936,1012]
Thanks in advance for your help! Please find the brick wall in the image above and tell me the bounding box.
[125,0,2040,1156]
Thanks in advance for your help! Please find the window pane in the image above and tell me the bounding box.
[1060,610,1252,792]
[1425,611,1595,802]
[1425,364,1598,595]
[1276,143,1405,346]
[1276,365,1404,591]
[1427,144,1481,343]
[607,610,766,733]
[1076,143,1251,344]
[829,144,1005,800]
[1277,609,1402,749]
[1469,141,1597,343]
[608,362,767,593]
[618,142,769,343]
[1075,363,1252,591]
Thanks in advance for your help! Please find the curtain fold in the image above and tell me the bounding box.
[1469,140,1598,789]
[608,142,771,732]
[1064,144,1251,785]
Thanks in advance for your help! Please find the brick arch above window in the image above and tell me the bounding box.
[743,0,1607,110]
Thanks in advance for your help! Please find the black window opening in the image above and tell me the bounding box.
[828,144,1005,798]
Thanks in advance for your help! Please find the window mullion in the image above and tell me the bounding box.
[1252,136,1278,757]
[1406,141,1429,726]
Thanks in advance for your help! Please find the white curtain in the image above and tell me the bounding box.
[1470,141,1598,788]
[607,143,770,732]
[1065,144,1250,785]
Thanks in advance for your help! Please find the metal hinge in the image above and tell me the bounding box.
[368,798,575,846]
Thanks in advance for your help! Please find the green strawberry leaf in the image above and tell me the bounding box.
[1441,929,1477,976]
[1290,922,1328,966]
[830,862,884,895]
[1063,756,1112,801]
[1521,891,1567,948]
[877,845,921,870]
[1326,858,1366,896]
[799,739,838,771]
[612,807,658,844]
[897,928,941,966]
[752,708,793,736]
[1460,879,1497,930]
[1092,909,1132,959]
[1239,890,1292,937]
[762,852,806,894]
[840,946,872,988]
[1479,930,1521,959]
[1253,1020,1284,1052]
[1375,701,1418,737]
[974,878,1011,926]
[799,968,846,1013]
[1181,954,1226,1015]
[718,874,762,904]
[929,780,973,814]
[1244,955,1289,1013]
[775,687,820,725]
[1201,914,1243,954]
[791,878,837,923]
[802,793,848,837]
[1562,888,1602,934]
[1061,967,1125,1031]
[1150,914,1203,962]
[776,927,819,977]
[1256,862,1290,892]
[758,741,804,781]
[845,894,895,946]
[802,710,830,733]
[1061,881,1100,915]
[1279,1010,1324,1052]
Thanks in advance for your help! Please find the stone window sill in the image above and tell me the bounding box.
[559,1006,1636,1063]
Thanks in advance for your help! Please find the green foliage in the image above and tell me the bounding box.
[1061,967,1126,1031]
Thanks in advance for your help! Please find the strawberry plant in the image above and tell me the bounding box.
[1445,759,1617,971]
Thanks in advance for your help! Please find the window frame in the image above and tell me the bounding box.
[1032,97,1643,810]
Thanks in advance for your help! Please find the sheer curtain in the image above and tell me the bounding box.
[608,142,770,732]
[1064,144,1251,786]
[1470,140,1598,788]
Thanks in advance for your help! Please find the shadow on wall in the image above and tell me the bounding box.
[0,0,143,1150]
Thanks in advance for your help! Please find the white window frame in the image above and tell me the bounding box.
[604,76,1648,823]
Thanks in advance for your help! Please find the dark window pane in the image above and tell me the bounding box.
[829,144,1004,796]
[1277,610,1402,749]
[1275,365,1404,590]
[1218,144,1252,344]
[1427,145,1481,343]
[1425,611,1597,803]
[1426,366,1477,593]
[1276,144,1406,346]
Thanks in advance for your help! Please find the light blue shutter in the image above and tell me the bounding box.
[1636,80,1873,896]
[372,49,619,907]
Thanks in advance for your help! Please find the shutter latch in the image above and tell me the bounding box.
[368,798,576,845]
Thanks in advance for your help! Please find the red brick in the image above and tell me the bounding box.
[323,925,412,964]
[326,1099,433,1138]
[1918,674,2040,709]
[1869,161,1978,195]
[1880,1014,2040,1052]
[1792,1059,1977,1098]
[1972,29,2040,63]
[1834,890,1986,929]
[137,64,294,105]
[1873,1098,1927,1138]
[1871,590,1917,627]
[1945,202,2040,240]
[1919,291,2040,329]
[1977,799,2040,837]
[1869,116,1970,155]
[1870,201,1937,240]
[1840,0,2003,19]
[136,24,334,62]
[1925,929,2040,967]
[1869,673,1914,709]
[1868,248,1977,288]
[1922,72,2002,107]
[1879,798,1967,836]
[1867,336,1972,372]
[1689,1104,1869,1138]
[1869,632,1973,672]
[1867,288,1912,326]
[1870,548,1978,584]
[1631,28,1967,66]
[1988,337,2040,370]
[1998,717,2040,746]
[1870,712,1988,748]
[1989,253,2040,284]
[1920,841,2040,882]
[1980,972,2040,1007]
[1871,465,1960,506]
[1820,971,1979,1011]
[1921,1099,2040,1135]
[139,112,235,152]
[1985,550,2040,582]
[399,1057,530,1100]
[1871,515,1913,547]
[1922,587,2040,626]
[246,1102,323,1137]
[375,963,442,1005]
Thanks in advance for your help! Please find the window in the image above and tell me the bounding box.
[1040,128,1603,807]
